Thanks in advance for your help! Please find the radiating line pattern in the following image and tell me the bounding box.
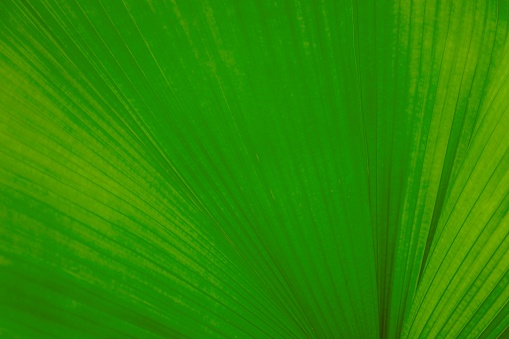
[0,0,508,338]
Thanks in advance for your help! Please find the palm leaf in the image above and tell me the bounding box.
[1,0,508,337]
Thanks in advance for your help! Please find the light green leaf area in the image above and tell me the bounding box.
[1,0,508,338]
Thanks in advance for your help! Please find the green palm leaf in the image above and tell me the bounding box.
[1,0,508,337]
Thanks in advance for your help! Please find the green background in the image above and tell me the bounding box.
[1,0,509,337]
